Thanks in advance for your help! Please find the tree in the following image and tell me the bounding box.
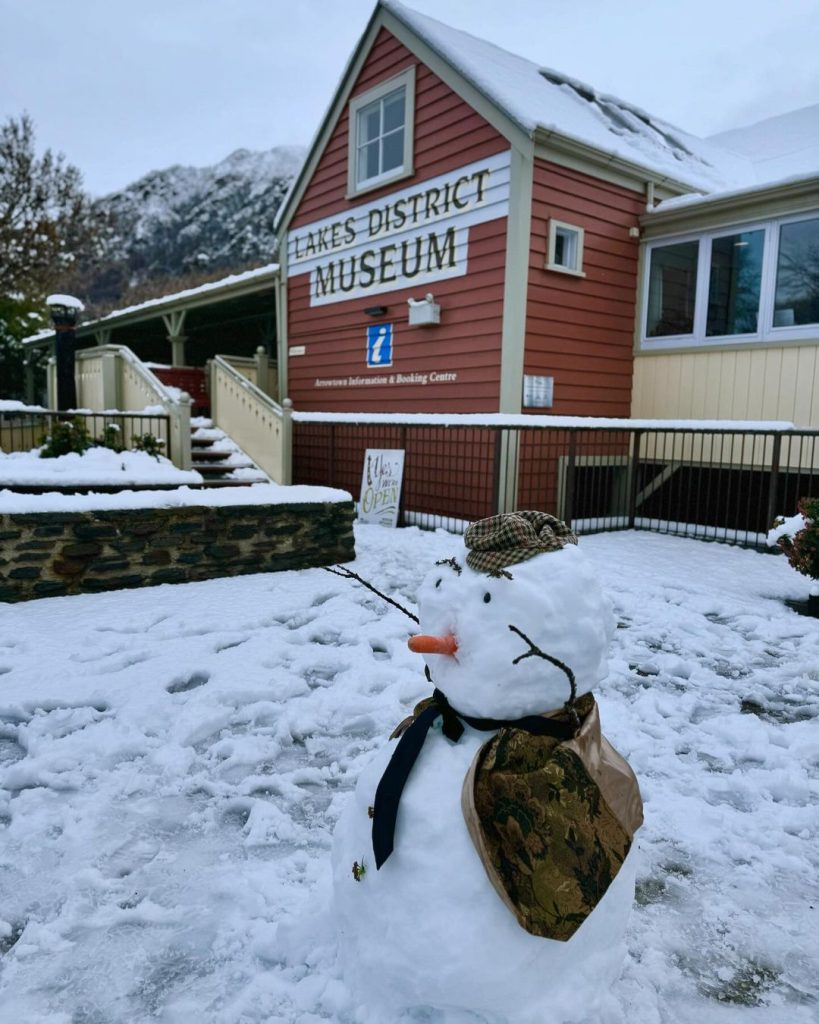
[0,113,108,400]
[0,293,48,401]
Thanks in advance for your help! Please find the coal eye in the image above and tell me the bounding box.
[483,592,491,603]
[435,578,442,589]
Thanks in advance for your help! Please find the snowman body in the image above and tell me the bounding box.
[332,540,638,1022]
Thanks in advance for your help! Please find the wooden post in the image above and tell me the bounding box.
[255,346,270,394]
[101,349,120,411]
[281,398,293,486]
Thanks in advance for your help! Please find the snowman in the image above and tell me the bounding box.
[332,511,643,1023]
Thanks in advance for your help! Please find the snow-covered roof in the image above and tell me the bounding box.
[383,1,819,203]
[644,169,819,217]
[23,263,279,346]
[83,263,279,325]
[21,327,55,346]
[707,104,819,186]
[384,0,753,193]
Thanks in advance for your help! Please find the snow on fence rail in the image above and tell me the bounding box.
[293,417,819,546]
[0,410,172,464]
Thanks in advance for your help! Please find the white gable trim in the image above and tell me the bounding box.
[274,2,530,245]
[380,8,531,154]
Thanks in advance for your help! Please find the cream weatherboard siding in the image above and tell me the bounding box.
[631,344,819,427]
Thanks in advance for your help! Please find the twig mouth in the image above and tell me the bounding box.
[508,623,580,729]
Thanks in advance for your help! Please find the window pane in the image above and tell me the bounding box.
[774,217,819,327]
[358,141,380,184]
[382,88,405,132]
[706,230,763,336]
[646,241,698,337]
[355,86,407,183]
[359,104,381,144]
[554,227,577,269]
[381,128,404,173]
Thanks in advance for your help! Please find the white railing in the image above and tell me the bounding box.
[73,345,192,469]
[219,347,278,398]
[210,356,291,484]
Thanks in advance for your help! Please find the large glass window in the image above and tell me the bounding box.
[643,213,819,347]
[706,229,764,336]
[356,86,406,186]
[773,216,819,327]
[646,241,699,337]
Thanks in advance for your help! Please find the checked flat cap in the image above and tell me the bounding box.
[464,511,577,574]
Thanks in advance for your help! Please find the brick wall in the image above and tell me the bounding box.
[0,502,355,602]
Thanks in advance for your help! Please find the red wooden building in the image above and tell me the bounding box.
[275,0,740,419]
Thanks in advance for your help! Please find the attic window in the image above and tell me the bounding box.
[348,67,415,197]
[546,220,585,277]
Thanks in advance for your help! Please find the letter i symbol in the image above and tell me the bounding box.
[372,326,387,364]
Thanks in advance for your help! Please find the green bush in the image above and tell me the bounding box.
[98,423,125,453]
[774,498,819,581]
[39,417,93,458]
[131,432,165,460]
[39,420,167,462]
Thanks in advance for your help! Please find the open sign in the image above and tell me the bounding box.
[358,449,405,528]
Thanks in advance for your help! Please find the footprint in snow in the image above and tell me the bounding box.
[0,921,25,955]
[0,707,30,726]
[0,730,26,766]
[274,611,318,631]
[214,636,250,653]
[94,614,169,635]
[101,836,161,878]
[304,666,338,689]
[166,671,210,694]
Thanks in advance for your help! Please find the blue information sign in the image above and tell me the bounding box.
[366,323,393,368]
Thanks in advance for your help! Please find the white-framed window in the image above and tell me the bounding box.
[347,67,415,197]
[546,220,585,277]
[773,215,819,328]
[640,211,819,349]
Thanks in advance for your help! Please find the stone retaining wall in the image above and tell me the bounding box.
[0,501,355,602]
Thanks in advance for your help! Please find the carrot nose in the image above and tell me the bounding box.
[407,633,458,656]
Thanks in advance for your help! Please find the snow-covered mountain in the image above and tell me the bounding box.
[87,146,305,307]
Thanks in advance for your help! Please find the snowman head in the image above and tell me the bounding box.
[409,512,614,719]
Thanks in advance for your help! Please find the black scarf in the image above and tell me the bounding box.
[371,687,578,869]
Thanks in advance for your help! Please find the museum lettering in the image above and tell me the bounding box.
[313,226,458,300]
[291,168,490,265]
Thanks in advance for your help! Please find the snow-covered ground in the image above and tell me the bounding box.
[0,446,203,488]
[0,525,817,1024]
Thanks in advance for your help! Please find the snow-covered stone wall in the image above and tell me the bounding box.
[0,500,354,602]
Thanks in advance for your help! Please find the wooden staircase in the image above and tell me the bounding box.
[191,420,270,487]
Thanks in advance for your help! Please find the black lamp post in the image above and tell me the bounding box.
[47,294,84,411]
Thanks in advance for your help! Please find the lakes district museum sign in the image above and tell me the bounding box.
[287,151,511,306]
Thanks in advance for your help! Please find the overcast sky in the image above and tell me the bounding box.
[3,0,818,198]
